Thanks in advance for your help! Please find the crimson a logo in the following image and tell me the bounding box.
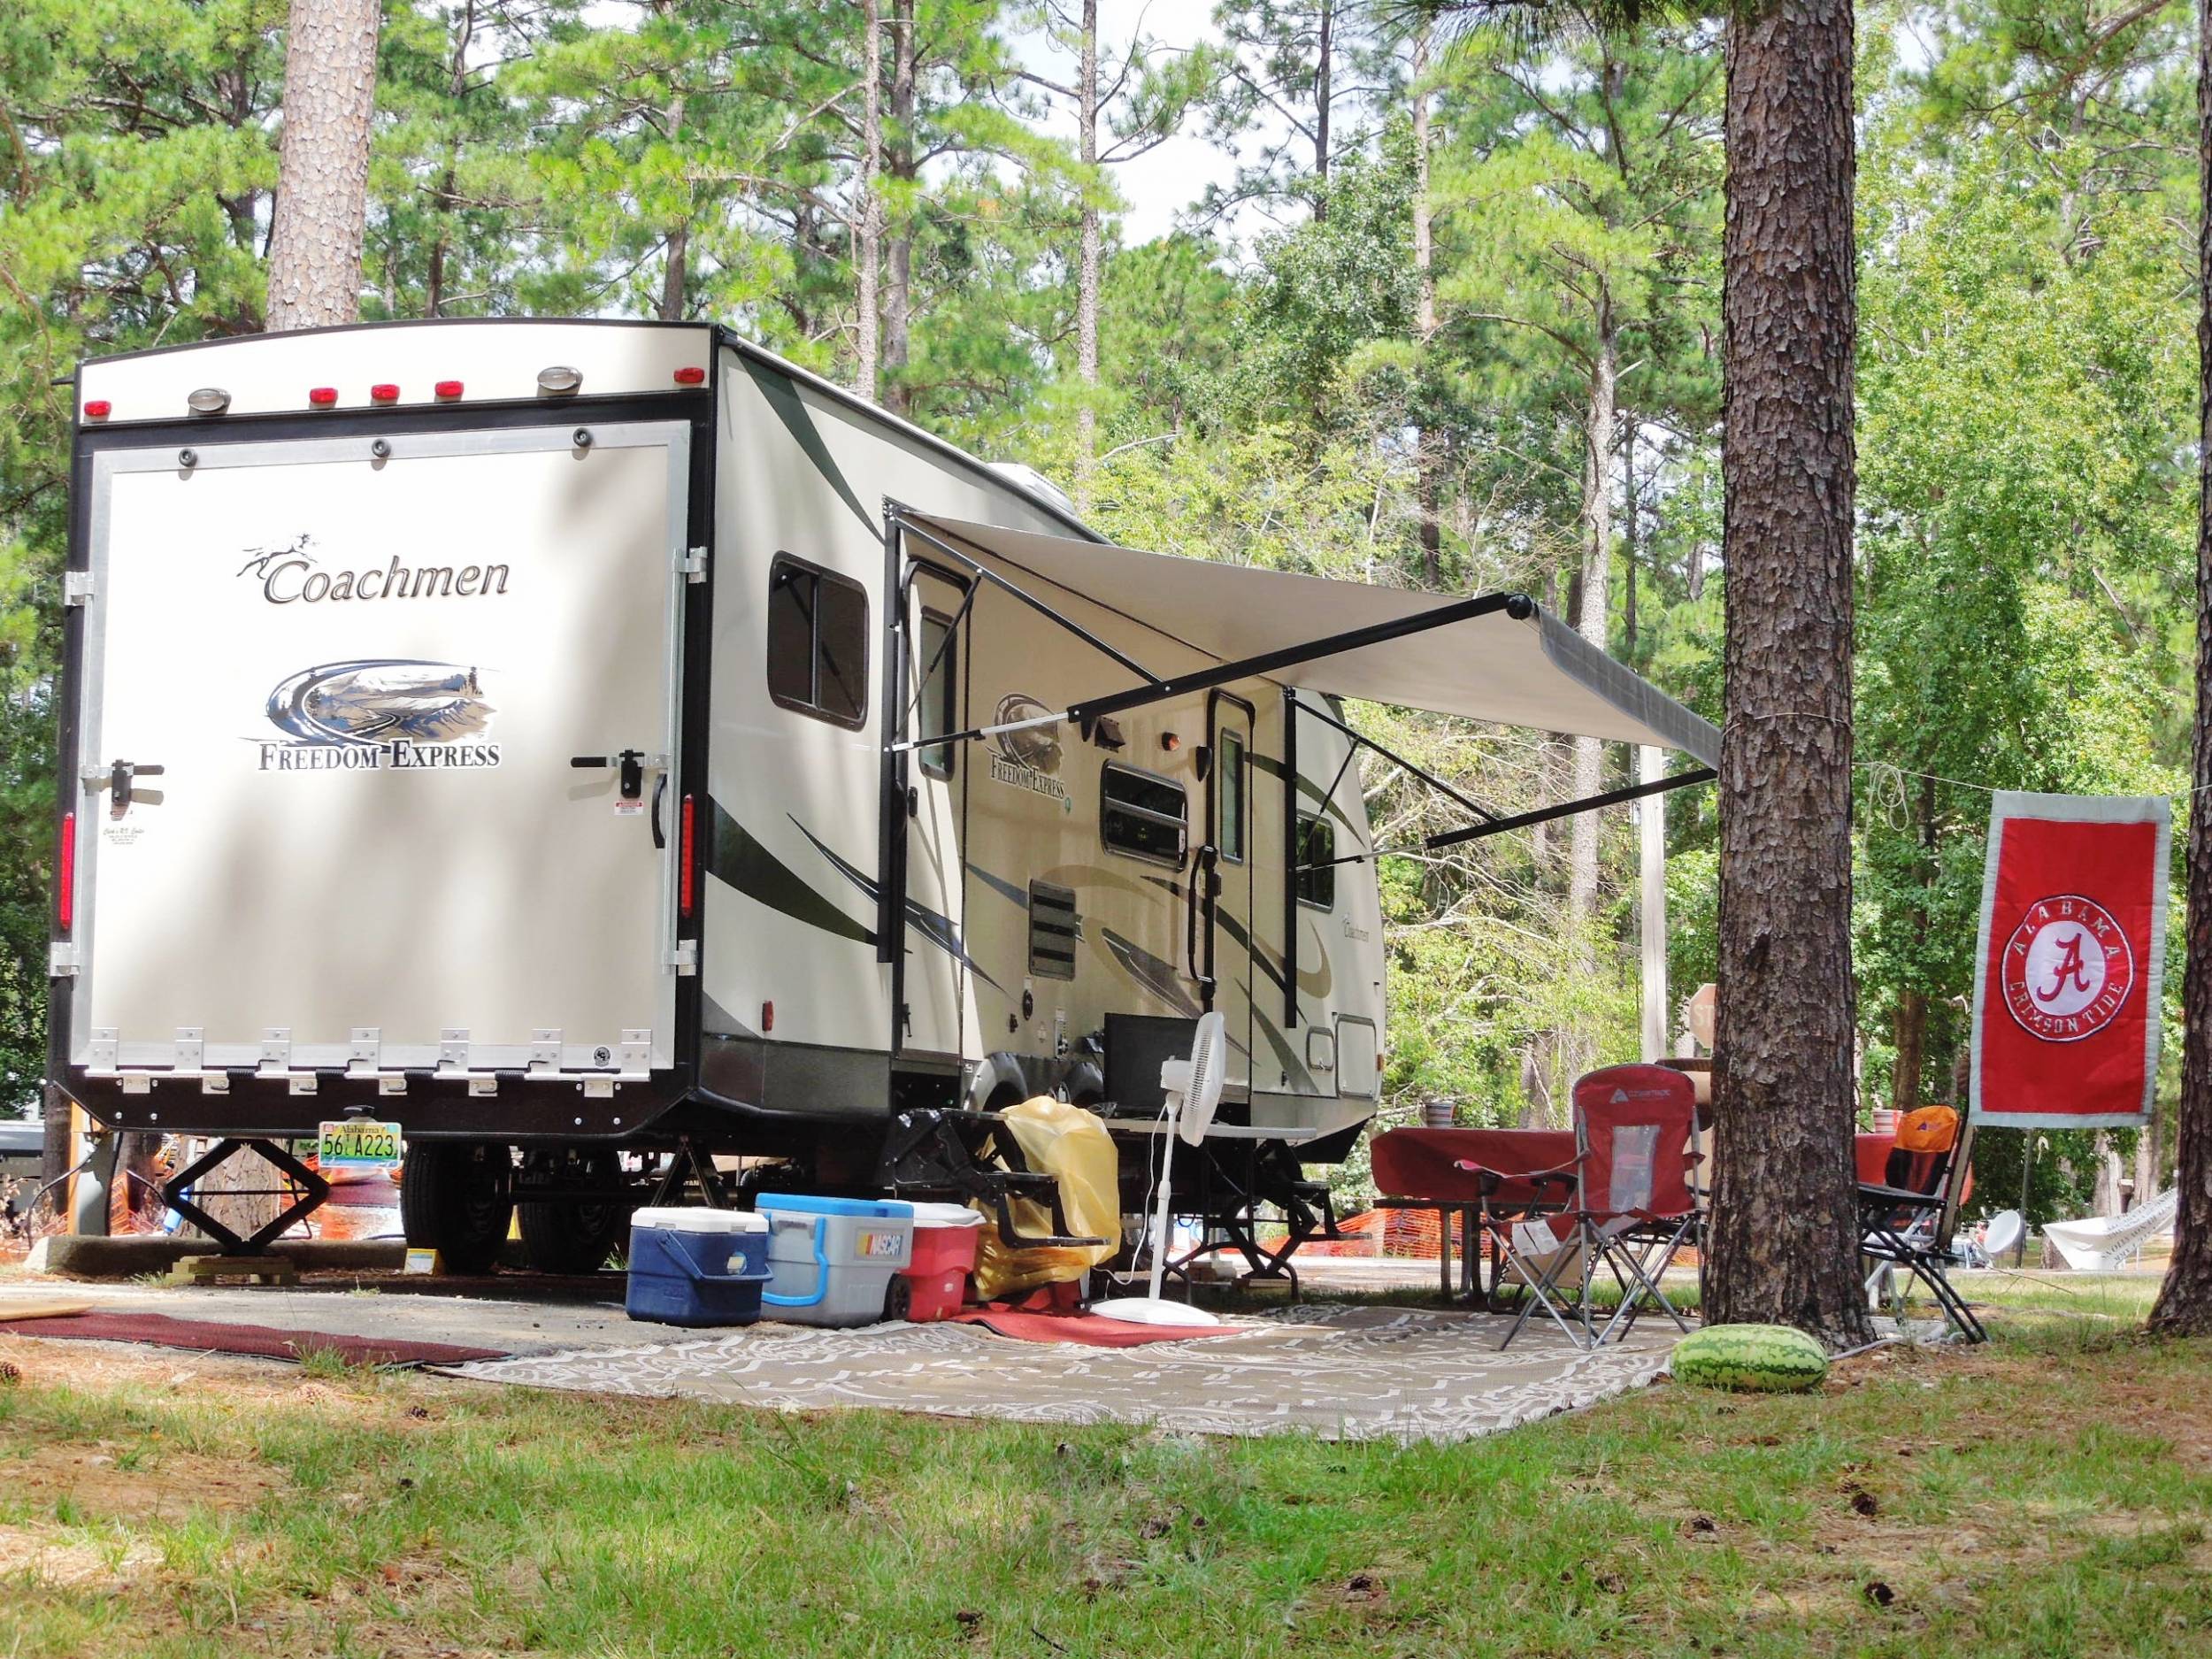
[2000,894,2135,1043]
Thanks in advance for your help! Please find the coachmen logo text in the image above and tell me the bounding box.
[238,536,511,605]
[259,659,500,772]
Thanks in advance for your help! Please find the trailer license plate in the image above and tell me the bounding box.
[318,1119,402,1168]
[858,1230,902,1258]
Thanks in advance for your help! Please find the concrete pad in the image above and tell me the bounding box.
[28,1234,406,1279]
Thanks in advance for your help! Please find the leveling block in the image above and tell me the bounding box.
[170,1255,299,1287]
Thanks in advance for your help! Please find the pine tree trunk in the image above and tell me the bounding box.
[265,0,381,331]
[1412,20,1441,588]
[881,0,917,417]
[2150,0,2212,1335]
[1567,317,1617,932]
[1313,1,1333,220]
[423,0,474,320]
[1074,0,1101,508]
[1707,0,1872,1347]
[856,0,882,400]
[658,93,688,322]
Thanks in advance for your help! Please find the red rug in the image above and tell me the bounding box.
[0,1311,505,1367]
[949,1307,1235,1347]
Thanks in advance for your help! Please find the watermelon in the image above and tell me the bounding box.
[1671,1324,1830,1394]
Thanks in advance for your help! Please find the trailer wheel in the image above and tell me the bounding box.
[516,1148,629,1275]
[400,1141,512,1275]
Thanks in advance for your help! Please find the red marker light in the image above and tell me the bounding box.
[680,793,696,918]
[83,400,111,420]
[58,812,75,931]
[308,387,339,407]
[673,365,706,386]
[761,1001,774,1033]
[434,380,464,400]
[369,383,400,403]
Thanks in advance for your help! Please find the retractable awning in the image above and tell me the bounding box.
[898,512,1719,766]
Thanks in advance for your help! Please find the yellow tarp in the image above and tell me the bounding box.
[969,1097,1122,1300]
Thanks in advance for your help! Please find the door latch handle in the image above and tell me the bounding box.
[107,759,165,818]
[650,773,669,849]
[570,749,648,800]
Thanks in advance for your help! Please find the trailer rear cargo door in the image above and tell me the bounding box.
[65,423,693,1080]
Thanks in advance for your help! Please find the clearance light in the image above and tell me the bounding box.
[761,1001,774,1033]
[83,400,111,420]
[1160,732,1181,753]
[307,387,339,408]
[680,793,696,918]
[187,387,231,415]
[537,365,583,396]
[434,380,464,400]
[673,365,706,386]
[58,812,74,931]
[370,383,400,404]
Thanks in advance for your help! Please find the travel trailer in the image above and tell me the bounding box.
[49,319,1717,1274]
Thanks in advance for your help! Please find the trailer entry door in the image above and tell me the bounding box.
[69,424,692,1079]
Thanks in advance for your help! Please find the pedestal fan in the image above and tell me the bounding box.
[1089,1011,1228,1327]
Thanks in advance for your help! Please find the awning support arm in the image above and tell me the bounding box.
[891,511,1162,685]
[1422,767,1717,852]
[1292,695,1500,826]
[1064,590,1530,727]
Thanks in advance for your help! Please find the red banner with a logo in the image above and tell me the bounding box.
[1970,793,2170,1129]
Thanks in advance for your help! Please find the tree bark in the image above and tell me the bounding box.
[856,0,882,400]
[1707,0,1872,1347]
[1074,0,1101,508]
[2151,0,2212,1335]
[1412,19,1442,588]
[265,0,381,331]
[881,0,918,417]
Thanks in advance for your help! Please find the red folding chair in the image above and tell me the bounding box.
[1459,1065,1700,1350]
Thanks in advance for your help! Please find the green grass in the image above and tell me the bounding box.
[1,1286,2207,1657]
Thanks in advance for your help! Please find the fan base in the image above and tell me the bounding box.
[1087,1296,1222,1327]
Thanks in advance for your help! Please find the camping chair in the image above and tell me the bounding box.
[1857,1103,1985,1343]
[1458,1065,1701,1351]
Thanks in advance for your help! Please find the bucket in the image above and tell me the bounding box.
[895,1202,987,1322]
[625,1207,771,1328]
[757,1194,915,1326]
[1421,1098,1457,1130]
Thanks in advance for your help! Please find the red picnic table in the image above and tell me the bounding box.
[1371,1126,1578,1300]
[1375,1125,1901,1301]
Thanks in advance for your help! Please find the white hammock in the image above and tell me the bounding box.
[2040,1187,2178,1272]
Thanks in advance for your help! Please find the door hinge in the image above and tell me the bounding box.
[668,940,698,975]
[49,941,81,978]
[680,545,709,583]
[64,572,95,608]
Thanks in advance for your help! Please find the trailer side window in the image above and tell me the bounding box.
[1101,763,1187,865]
[767,555,869,728]
[1295,812,1335,910]
[1217,730,1246,863]
[918,610,956,778]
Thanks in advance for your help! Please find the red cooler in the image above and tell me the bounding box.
[895,1202,987,1321]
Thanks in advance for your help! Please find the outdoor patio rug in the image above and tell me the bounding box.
[449,1304,1672,1442]
[0,1310,508,1368]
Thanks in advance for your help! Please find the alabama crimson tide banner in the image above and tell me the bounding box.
[1970,792,2170,1129]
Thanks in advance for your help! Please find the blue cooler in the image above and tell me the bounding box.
[757,1194,914,1326]
[625,1207,772,1327]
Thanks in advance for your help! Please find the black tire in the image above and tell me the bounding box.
[400,1141,513,1275]
[516,1148,629,1275]
[884,1274,913,1322]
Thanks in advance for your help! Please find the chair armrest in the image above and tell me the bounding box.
[1857,1182,1943,1210]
